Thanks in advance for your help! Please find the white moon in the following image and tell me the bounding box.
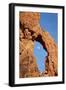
[37,46,41,50]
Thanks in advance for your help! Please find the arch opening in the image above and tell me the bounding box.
[33,35,48,73]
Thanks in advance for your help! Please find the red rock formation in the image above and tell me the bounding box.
[19,12,58,78]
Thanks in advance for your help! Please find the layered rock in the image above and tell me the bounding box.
[19,12,58,78]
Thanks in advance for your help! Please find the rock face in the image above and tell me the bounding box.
[19,12,58,78]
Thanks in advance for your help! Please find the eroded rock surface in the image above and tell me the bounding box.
[19,12,58,78]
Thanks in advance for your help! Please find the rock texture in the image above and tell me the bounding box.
[19,12,58,78]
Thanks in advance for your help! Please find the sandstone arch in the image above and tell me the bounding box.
[19,12,58,78]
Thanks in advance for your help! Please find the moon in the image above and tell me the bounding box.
[37,46,41,50]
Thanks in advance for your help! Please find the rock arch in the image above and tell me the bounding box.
[19,12,58,77]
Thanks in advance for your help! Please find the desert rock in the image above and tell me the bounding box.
[19,12,58,78]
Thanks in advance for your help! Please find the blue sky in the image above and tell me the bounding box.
[34,13,58,73]
[34,41,47,72]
